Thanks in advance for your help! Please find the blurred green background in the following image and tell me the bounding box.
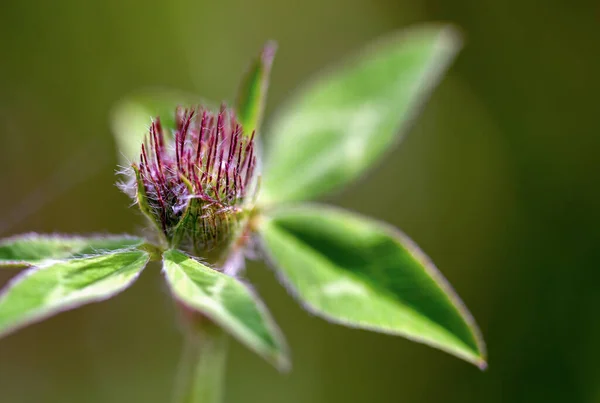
[1,0,599,402]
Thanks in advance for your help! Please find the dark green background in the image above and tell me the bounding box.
[1,0,598,402]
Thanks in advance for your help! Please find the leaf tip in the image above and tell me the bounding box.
[274,351,292,373]
[435,23,464,57]
[261,40,278,67]
[477,359,488,371]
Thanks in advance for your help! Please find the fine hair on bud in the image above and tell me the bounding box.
[123,105,257,256]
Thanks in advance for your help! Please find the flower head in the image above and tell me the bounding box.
[126,105,257,255]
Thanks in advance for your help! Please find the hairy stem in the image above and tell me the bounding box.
[172,315,228,403]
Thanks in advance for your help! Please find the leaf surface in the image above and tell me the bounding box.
[260,204,486,368]
[0,250,149,338]
[163,250,289,370]
[236,41,277,137]
[0,234,144,267]
[262,25,461,203]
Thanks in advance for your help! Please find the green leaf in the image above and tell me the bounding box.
[259,205,486,368]
[162,249,289,371]
[110,88,209,163]
[236,41,277,137]
[0,234,144,267]
[0,250,149,338]
[261,25,462,203]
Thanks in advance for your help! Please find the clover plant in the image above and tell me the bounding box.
[0,24,486,403]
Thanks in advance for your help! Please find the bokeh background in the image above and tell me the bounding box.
[1,0,599,402]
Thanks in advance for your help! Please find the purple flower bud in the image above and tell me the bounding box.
[125,105,257,255]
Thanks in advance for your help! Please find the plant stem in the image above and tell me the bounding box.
[172,317,228,403]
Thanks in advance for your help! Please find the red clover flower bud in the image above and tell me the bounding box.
[125,105,257,256]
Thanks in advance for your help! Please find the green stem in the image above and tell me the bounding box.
[172,318,228,403]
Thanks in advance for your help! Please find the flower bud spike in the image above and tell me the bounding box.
[235,139,244,179]
[244,145,254,189]
[216,148,225,198]
[151,122,165,180]
[211,119,220,175]
[155,117,165,150]
[205,134,215,184]
[122,105,257,257]
[195,111,207,164]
